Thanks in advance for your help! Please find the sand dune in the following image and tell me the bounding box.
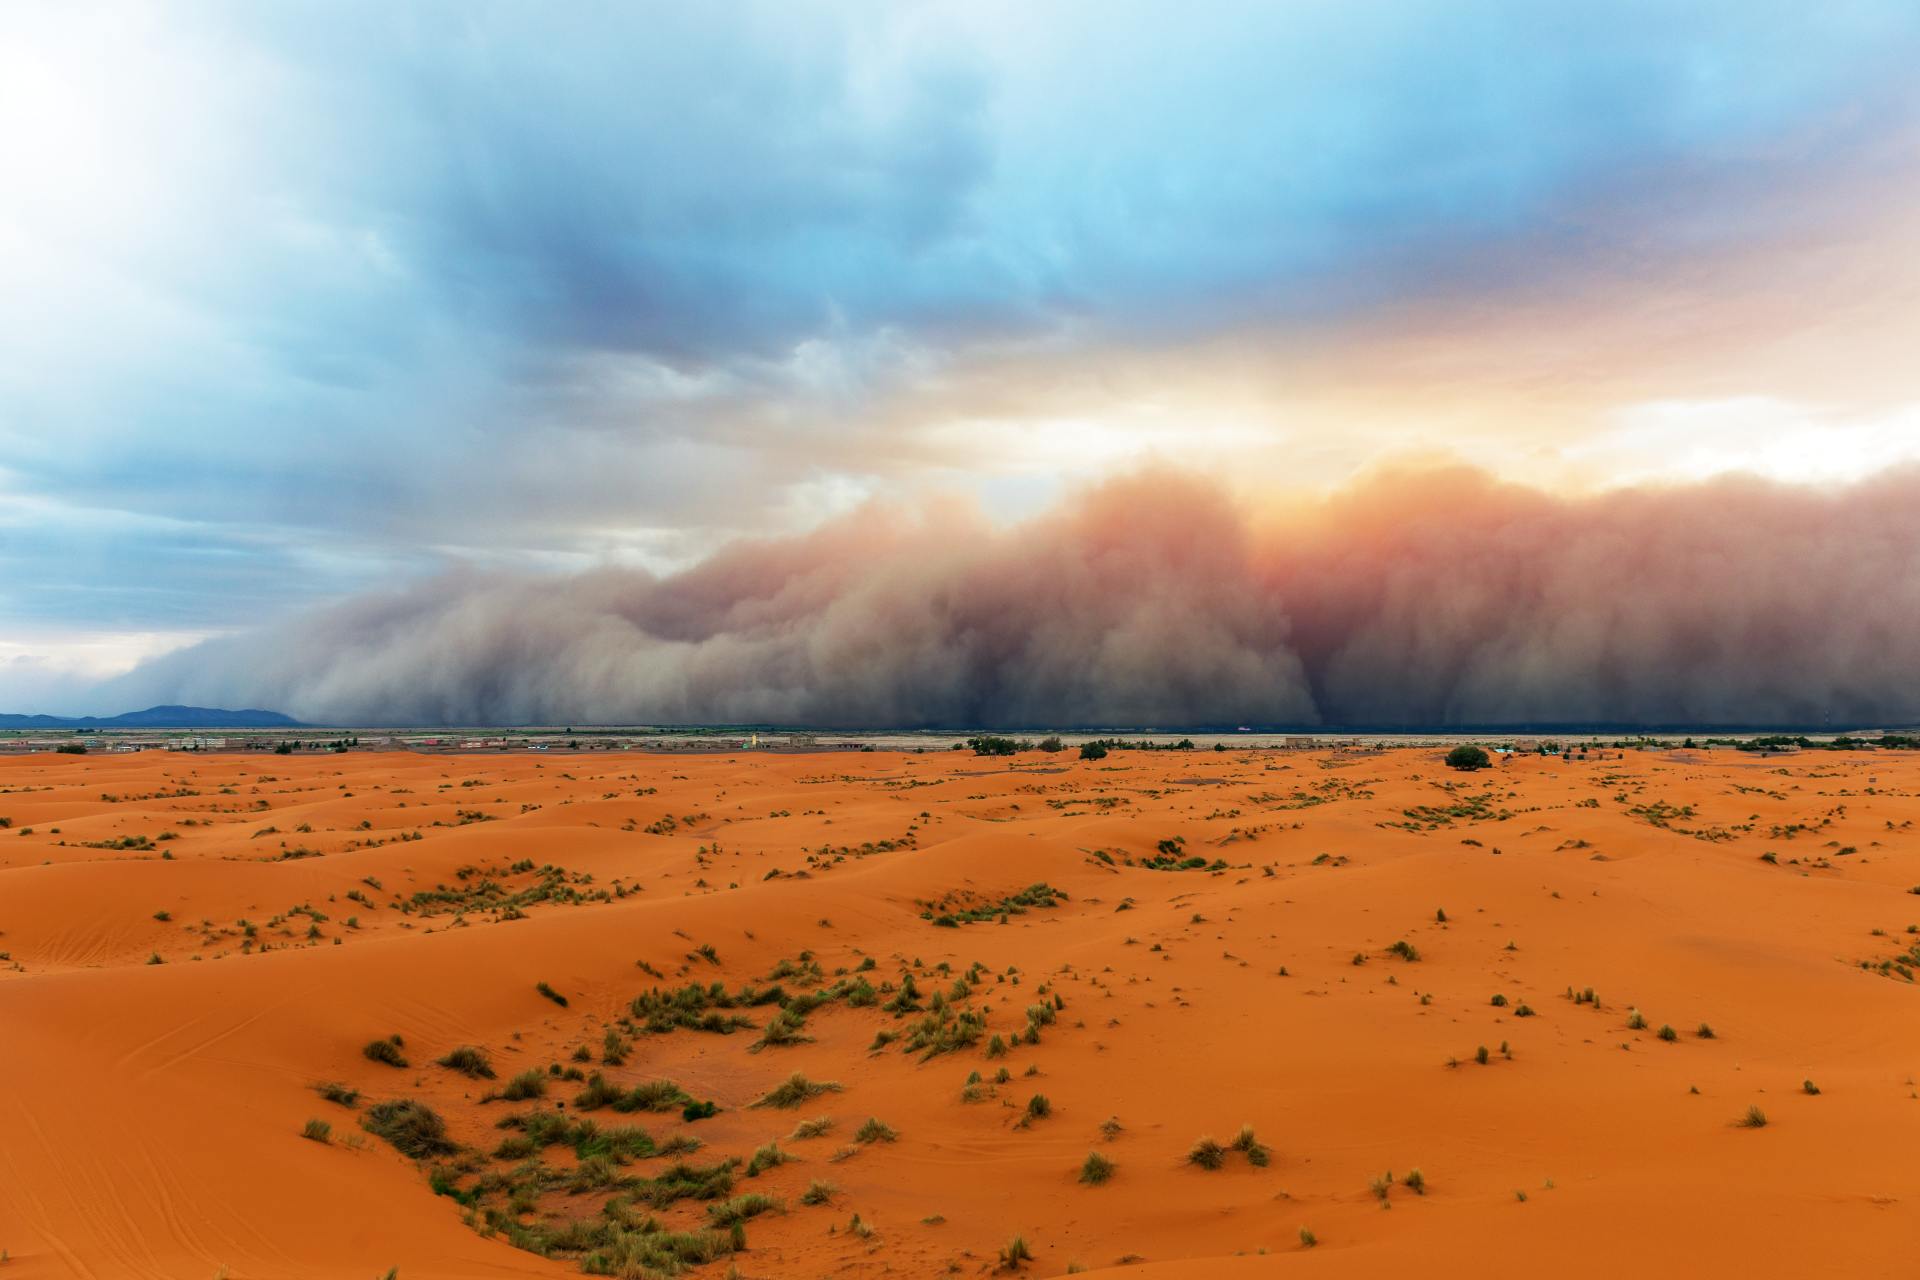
[3,745,1917,1278]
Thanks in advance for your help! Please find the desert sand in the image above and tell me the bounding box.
[2,744,1917,1278]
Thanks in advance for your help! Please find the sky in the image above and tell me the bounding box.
[4,2,1920,722]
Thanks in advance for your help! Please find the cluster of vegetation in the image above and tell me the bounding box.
[921,882,1066,926]
[1702,734,1919,753]
[401,860,609,920]
[1125,835,1228,872]
[1387,792,1509,831]
[1187,1124,1270,1170]
[963,735,1200,757]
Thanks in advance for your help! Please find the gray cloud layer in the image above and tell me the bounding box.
[112,467,1920,728]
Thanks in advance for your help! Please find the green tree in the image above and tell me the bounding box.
[1445,744,1490,771]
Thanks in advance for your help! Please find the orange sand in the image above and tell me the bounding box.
[2,746,1917,1278]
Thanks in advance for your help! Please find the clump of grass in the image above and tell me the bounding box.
[1802,1079,1821,1096]
[744,1141,789,1177]
[1626,1008,1647,1031]
[1696,1023,1716,1040]
[789,1115,834,1141]
[300,1117,332,1143]
[707,1192,779,1227]
[363,1036,407,1068]
[1738,1105,1769,1128]
[1187,1136,1227,1170]
[1490,994,1508,1007]
[499,1068,546,1102]
[1025,1094,1051,1121]
[362,1099,456,1158]
[1656,1024,1678,1043]
[1078,1151,1115,1185]
[1403,1168,1425,1194]
[999,1235,1033,1270]
[800,1178,836,1205]
[1388,939,1420,962]
[1370,1171,1392,1204]
[752,1072,842,1109]
[1475,1045,1490,1065]
[748,1007,813,1053]
[854,1116,897,1144]
[1230,1124,1270,1166]
[1299,1227,1317,1248]
[313,1081,359,1107]
[1099,1116,1124,1141]
[1514,1003,1536,1018]
[437,1045,495,1079]
[535,981,568,1007]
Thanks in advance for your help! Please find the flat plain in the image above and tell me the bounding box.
[2,744,1917,1278]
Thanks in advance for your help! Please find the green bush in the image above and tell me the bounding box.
[1445,744,1490,771]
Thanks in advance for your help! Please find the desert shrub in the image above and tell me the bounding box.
[1696,1023,1716,1039]
[1656,1024,1678,1042]
[968,736,1023,757]
[1038,736,1065,753]
[437,1045,495,1078]
[1802,1079,1821,1096]
[854,1116,897,1144]
[800,1178,836,1205]
[707,1192,779,1227]
[574,1122,658,1162]
[362,1099,457,1158]
[752,1073,842,1109]
[999,1235,1033,1270]
[500,1069,546,1102]
[1299,1227,1318,1248]
[1187,1136,1227,1170]
[1025,1094,1051,1121]
[313,1081,360,1107]
[628,1160,738,1210]
[789,1115,834,1140]
[1231,1124,1270,1166]
[363,1036,408,1068]
[1388,940,1420,962]
[1490,994,1508,1007]
[744,1142,788,1177]
[535,981,568,1007]
[1078,742,1108,761]
[301,1118,332,1143]
[1403,1168,1425,1194]
[749,1007,813,1053]
[1079,1150,1115,1185]
[1739,1105,1769,1128]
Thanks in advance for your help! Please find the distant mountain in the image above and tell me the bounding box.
[0,705,304,730]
